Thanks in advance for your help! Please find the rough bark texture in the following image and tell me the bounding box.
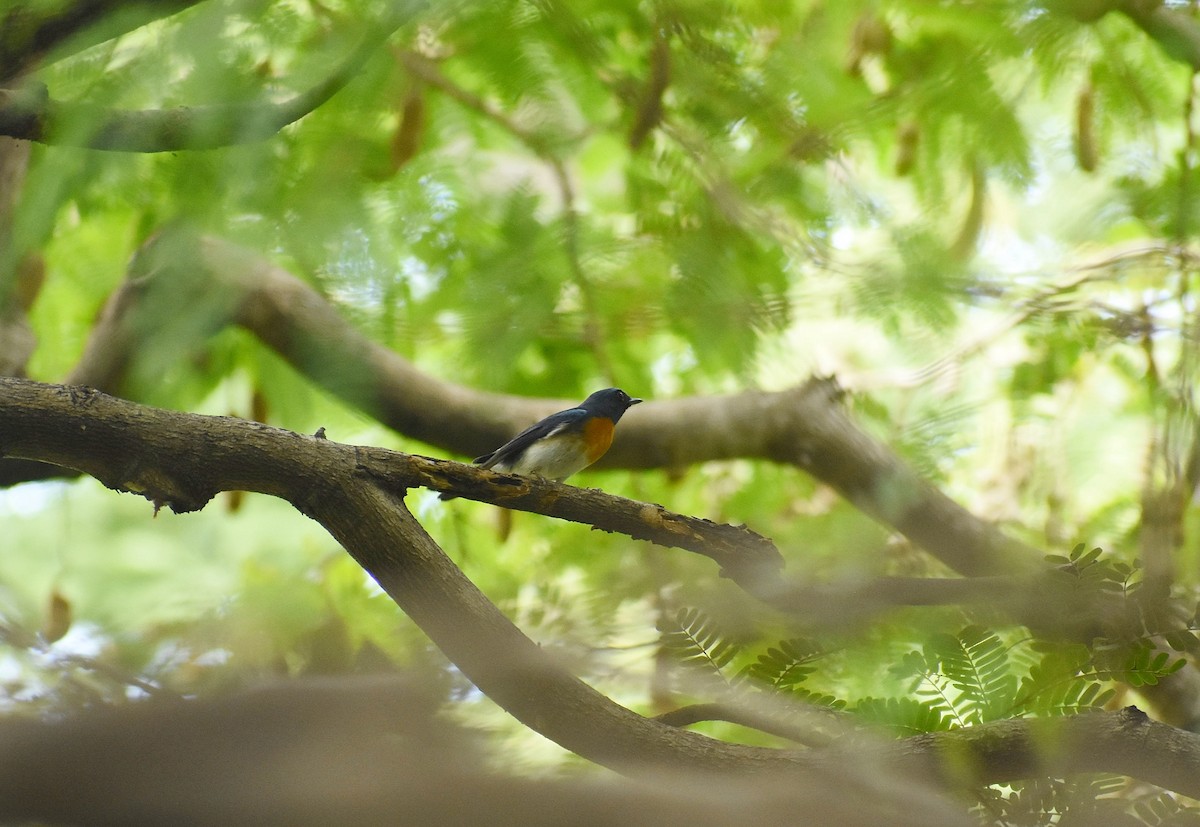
[0,379,816,774]
[0,678,965,827]
[4,378,1200,817]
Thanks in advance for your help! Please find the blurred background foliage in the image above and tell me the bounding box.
[6,0,1200,813]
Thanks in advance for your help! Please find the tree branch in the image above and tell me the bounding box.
[0,3,423,151]
[0,0,204,82]
[0,378,783,770]
[5,380,1200,804]
[765,574,1123,639]
[1122,2,1200,70]
[0,676,971,827]
[654,702,837,747]
[398,50,562,155]
[2,231,1182,654]
[0,364,1130,636]
[906,706,1200,799]
[0,376,966,827]
[28,230,1037,581]
[362,450,784,580]
[10,231,1194,705]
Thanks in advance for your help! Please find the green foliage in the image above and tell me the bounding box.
[893,626,1097,729]
[653,606,1194,823]
[851,696,950,736]
[1043,544,1197,685]
[1045,542,1140,593]
[656,610,1119,736]
[1014,643,1115,717]
[12,0,1200,816]
[905,625,1018,725]
[1132,792,1200,826]
[737,636,845,709]
[657,606,742,680]
[972,775,1152,827]
[740,637,824,689]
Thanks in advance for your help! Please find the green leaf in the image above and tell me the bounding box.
[739,637,825,690]
[926,625,1016,724]
[657,607,742,680]
[852,696,950,736]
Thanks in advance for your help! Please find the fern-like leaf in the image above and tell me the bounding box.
[852,696,949,736]
[1132,790,1200,825]
[1163,629,1200,653]
[739,637,824,690]
[1092,641,1187,688]
[1014,642,1114,716]
[895,648,961,726]
[788,688,846,709]
[1047,543,1135,594]
[657,607,741,679]
[928,625,1017,725]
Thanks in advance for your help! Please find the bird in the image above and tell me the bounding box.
[441,388,642,499]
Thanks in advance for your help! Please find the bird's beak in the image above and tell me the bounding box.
[629,398,643,405]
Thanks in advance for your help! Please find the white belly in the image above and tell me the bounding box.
[494,434,594,481]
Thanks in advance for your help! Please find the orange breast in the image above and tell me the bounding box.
[581,416,615,464]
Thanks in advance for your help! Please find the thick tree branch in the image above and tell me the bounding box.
[4,233,1188,665]
[654,702,837,747]
[0,677,973,827]
[0,3,423,151]
[8,232,1194,707]
[906,706,1200,799]
[6,380,1200,805]
[23,230,1037,580]
[766,574,1124,640]
[0,379,782,769]
[363,451,784,580]
[0,377,972,825]
[0,0,204,82]
[1128,4,1200,69]
[0,367,1129,634]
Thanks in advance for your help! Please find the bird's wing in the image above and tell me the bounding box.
[474,408,586,468]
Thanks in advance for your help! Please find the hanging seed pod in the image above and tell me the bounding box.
[42,589,72,644]
[629,29,671,151]
[950,160,986,262]
[390,83,427,172]
[1075,79,1098,172]
[895,120,920,177]
[845,12,893,76]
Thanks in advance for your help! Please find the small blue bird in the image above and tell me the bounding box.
[442,388,641,499]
